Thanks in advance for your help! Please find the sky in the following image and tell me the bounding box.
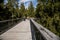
[18,0,37,8]
[4,0,37,8]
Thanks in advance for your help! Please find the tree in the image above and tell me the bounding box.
[5,0,20,19]
[35,0,60,37]
[28,1,34,17]
[20,3,25,17]
[0,0,4,20]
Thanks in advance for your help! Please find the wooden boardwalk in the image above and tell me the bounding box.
[0,19,32,40]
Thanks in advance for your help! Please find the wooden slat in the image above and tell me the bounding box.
[0,19,32,40]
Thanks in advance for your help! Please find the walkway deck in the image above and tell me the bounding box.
[0,19,32,40]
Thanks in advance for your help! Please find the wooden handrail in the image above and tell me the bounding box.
[30,19,60,40]
[0,18,21,23]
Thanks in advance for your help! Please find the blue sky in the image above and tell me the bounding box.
[4,0,37,8]
[18,0,37,8]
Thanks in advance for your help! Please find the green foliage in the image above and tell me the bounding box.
[0,0,35,20]
[0,0,12,20]
[35,0,60,37]
[28,1,35,17]
[0,0,60,37]
[0,0,23,20]
[20,3,25,17]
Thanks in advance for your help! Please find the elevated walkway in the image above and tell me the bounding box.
[0,19,60,40]
[0,19,32,40]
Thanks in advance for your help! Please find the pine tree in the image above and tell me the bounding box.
[20,3,25,17]
[35,0,60,37]
[28,1,34,17]
[0,0,6,20]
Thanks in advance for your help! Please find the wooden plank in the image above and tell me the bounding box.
[0,19,32,40]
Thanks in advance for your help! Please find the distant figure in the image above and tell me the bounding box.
[23,16,26,21]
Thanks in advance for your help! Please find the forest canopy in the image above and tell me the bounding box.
[0,0,60,37]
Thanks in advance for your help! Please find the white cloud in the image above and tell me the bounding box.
[20,0,31,3]
[18,0,31,8]
[4,0,8,5]
[18,0,37,8]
